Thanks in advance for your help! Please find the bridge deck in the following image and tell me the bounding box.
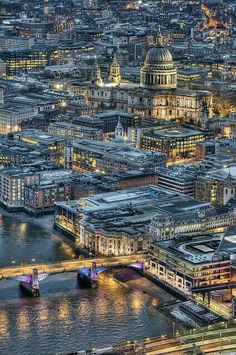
[0,254,148,278]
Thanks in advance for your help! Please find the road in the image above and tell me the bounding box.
[112,322,236,354]
[0,254,148,278]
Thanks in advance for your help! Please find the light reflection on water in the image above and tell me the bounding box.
[0,216,75,267]
[0,271,178,355]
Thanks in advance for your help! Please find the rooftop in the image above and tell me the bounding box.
[152,234,230,265]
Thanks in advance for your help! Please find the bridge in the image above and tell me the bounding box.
[0,254,148,279]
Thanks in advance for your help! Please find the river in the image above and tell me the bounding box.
[0,215,179,354]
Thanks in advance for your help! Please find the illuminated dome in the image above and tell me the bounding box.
[140,28,177,90]
[145,46,173,65]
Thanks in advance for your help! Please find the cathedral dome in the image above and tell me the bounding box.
[145,46,173,66]
[140,27,177,90]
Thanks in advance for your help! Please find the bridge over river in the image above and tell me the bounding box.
[0,254,149,279]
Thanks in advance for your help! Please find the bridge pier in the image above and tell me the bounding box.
[20,268,40,297]
[77,262,98,289]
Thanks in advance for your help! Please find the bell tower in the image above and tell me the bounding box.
[200,101,209,129]
[90,57,103,87]
[109,54,121,84]
[115,117,125,141]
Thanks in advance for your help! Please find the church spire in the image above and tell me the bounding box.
[156,25,164,47]
[115,117,125,141]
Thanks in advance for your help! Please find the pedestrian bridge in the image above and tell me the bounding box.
[0,254,149,279]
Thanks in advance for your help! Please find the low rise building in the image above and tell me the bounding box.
[24,169,75,216]
[196,167,236,207]
[0,167,40,210]
[73,110,141,134]
[49,121,103,141]
[0,104,38,135]
[156,165,198,197]
[149,234,232,293]
[12,130,66,166]
[149,207,235,241]
[141,127,205,161]
[196,141,216,161]
[54,185,213,255]
[73,139,166,173]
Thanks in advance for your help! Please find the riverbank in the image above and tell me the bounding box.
[113,269,177,307]
[113,269,204,330]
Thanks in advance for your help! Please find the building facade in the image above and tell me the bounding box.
[72,139,166,173]
[0,168,40,210]
[149,235,232,293]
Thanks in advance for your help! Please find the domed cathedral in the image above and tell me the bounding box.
[88,27,213,127]
[140,27,177,90]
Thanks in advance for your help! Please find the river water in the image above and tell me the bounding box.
[0,216,178,354]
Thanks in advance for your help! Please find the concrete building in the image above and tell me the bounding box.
[54,185,214,255]
[149,234,232,293]
[0,105,38,135]
[72,139,166,173]
[49,121,103,141]
[12,130,66,166]
[196,167,236,207]
[0,167,40,210]
[156,165,198,197]
[24,170,75,216]
[149,207,235,241]
[141,127,205,161]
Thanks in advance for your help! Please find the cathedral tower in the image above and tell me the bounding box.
[109,54,121,84]
[90,57,103,87]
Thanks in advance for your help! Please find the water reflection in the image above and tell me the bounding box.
[0,216,75,267]
[0,271,178,354]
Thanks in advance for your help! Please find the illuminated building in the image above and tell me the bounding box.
[15,21,54,38]
[72,139,166,173]
[24,170,74,216]
[12,130,66,166]
[196,168,236,207]
[156,165,198,197]
[109,54,121,84]
[73,110,141,134]
[149,234,232,293]
[141,127,205,161]
[0,47,59,76]
[54,185,214,254]
[49,121,103,141]
[149,206,235,241]
[0,167,40,210]
[88,29,213,126]
[0,105,38,135]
